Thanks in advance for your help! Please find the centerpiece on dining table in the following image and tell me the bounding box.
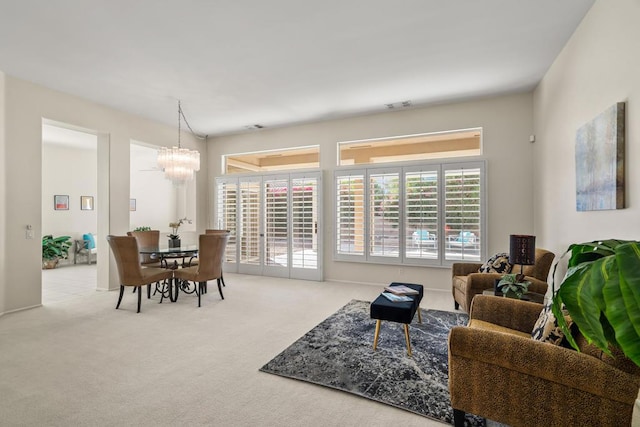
[168,217,191,248]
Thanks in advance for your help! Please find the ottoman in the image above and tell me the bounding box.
[370,282,424,356]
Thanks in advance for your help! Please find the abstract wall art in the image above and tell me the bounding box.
[575,102,625,211]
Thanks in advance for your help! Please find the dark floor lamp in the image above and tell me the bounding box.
[509,234,536,281]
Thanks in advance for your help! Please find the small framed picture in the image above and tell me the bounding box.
[81,196,94,211]
[54,195,69,210]
[130,198,136,211]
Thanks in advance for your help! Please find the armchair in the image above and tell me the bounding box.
[448,295,640,426]
[451,248,554,312]
[73,233,97,265]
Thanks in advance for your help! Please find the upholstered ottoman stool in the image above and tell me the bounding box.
[370,282,424,356]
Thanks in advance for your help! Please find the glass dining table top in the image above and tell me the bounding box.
[138,245,198,256]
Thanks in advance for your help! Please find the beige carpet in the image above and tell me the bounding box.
[1,273,457,426]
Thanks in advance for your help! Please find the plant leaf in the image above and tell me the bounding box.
[568,242,614,267]
[559,258,609,352]
[616,243,640,338]
[602,242,640,366]
[551,293,578,350]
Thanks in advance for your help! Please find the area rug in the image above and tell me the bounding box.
[259,299,484,426]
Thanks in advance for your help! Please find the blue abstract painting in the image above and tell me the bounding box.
[575,102,625,211]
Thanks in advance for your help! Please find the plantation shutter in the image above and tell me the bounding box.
[444,166,482,261]
[405,169,438,260]
[368,170,400,258]
[335,171,365,257]
[216,179,237,264]
[291,176,318,269]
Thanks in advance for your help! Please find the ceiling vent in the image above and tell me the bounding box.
[245,124,265,130]
[385,100,412,109]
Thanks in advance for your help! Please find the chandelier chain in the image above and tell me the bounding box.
[178,100,205,140]
[178,100,182,147]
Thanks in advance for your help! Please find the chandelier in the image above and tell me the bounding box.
[157,100,201,184]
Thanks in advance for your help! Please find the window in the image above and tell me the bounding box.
[334,161,485,266]
[224,146,319,174]
[338,128,481,166]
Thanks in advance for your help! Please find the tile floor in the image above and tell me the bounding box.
[41,263,98,304]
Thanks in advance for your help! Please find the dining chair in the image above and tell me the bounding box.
[127,230,164,298]
[205,229,230,287]
[173,233,229,307]
[127,230,164,267]
[106,235,173,313]
[186,229,230,290]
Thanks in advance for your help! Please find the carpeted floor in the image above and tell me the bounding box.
[260,300,484,426]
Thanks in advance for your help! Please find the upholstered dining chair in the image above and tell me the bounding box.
[188,229,230,289]
[106,235,173,313]
[173,233,229,307]
[127,230,164,298]
[205,229,230,287]
[127,230,163,267]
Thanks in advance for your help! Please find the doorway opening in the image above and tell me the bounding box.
[41,122,98,304]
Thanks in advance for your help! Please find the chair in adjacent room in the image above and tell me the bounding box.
[74,233,98,265]
[173,233,229,307]
[451,248,554,313]
[106,235,173,313]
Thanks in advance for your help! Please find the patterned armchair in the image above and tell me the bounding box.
[448,295,640,426]
[451,248,555,313]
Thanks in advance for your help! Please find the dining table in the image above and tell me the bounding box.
[138,245,199,302]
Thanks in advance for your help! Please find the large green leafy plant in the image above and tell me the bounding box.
[42,234,72,260]
[552,239,640,367]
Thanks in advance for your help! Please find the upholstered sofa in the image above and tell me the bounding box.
[448,295,640,426]
[451,248,555,312]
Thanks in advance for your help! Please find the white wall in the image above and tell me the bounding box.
[0,75,207,314]
[0,71,6,314]
[209,92,536,290]
[533,0,640,275]
[129,142,199,245]
[42,143,97,240]
[129,143,175,231]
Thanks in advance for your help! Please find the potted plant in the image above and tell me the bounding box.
[42,234,72,269]
[552,239,640,367]
[133,226,151,232]
[168,217,191,248]
[497,273,531,299]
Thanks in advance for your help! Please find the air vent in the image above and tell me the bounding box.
[245,124,265,130]
[385,100,412,109]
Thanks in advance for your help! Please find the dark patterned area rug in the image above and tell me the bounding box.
[260,299,484,426]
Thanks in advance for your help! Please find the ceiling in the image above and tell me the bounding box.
[0,1,595,137]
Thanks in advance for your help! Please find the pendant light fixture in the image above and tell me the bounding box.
[157,100,201,185]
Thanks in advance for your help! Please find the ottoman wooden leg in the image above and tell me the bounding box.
[373,319,381,351]
[403,324,412,357]
[417,306,422,323]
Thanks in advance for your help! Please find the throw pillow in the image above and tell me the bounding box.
[531,303,573,345]
[478,252,512,273]
[83,233,96,249]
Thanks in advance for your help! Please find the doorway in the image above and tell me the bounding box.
[41,122,98,303]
